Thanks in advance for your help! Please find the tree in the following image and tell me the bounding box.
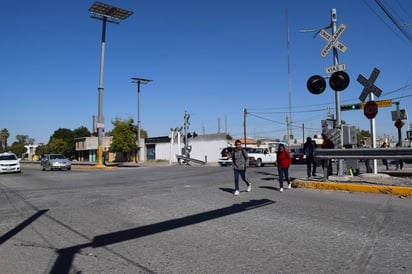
[357,128,371,144]
[48,138,68,155]
[139,128,148,139]
[10,142,26,158]
[50,128,74,157]
[15,134,35,145]
[73,126,91,139]
[109,117,137,161]
[0,128,10,152]
[36,144,49,157]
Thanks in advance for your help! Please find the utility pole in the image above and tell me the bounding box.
[243,108,247,148]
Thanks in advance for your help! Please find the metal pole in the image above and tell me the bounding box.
[396,102,402,146]
[137,80,141,162]
[169,128,174,165]
[243,108,247,148]
[370,93,378,174]
[331,9,343,176]
[97,17,107,166]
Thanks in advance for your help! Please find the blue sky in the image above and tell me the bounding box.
[2,0,412,144]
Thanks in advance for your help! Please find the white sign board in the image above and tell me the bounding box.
[96,123,105,129]
[319,24,348,58]
[325,63,346,74]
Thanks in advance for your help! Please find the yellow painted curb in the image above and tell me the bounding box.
[293,179,412,197]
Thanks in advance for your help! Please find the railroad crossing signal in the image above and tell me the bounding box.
[307,70,350,94]
[307,75,326,95]
[357,68,383,102]
[329,71,350,91]
[319,24,348,58]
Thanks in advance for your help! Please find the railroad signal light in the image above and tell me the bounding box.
[329,71,350,91]
[307,75,326,95]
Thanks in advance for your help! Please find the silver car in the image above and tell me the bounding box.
[41,154,72,171]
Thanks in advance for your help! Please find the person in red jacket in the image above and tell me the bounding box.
[276,143,291,192]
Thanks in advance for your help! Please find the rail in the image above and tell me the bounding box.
[176,155,207,165]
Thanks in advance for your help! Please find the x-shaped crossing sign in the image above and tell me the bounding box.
[319,24,348,58]
[357,68,383,102]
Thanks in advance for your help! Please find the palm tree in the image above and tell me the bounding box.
[0,128,10,152]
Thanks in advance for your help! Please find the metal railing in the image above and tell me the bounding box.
[314,148,412,179]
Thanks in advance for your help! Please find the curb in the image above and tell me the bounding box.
[21,163,116,171]
[293,179,412,197]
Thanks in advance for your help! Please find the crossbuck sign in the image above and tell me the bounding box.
[319,24,348,58]
[357,68,383,102]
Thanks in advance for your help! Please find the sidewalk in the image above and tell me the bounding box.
[293,167,412,197]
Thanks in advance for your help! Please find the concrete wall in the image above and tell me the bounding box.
[152,135,228,163]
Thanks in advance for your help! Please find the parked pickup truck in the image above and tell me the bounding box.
[217,147,234,166]
[247,147,277,167]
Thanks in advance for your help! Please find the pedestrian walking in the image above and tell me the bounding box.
[276,143,291,192]
[231,139,252,196]
[395,142,403,170]
[303,136,316,178]
[359,140,372,173]
[381,142,389,170]
[321,133,334,176]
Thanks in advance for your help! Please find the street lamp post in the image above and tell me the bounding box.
[131,77,152,162]
[89,2,133,166]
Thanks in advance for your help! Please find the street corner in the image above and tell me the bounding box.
[292,178,412,197]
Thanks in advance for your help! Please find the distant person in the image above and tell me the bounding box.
[276,143,292,192]
[381,142,389,170]
[231,139,252,196]
[321,133,334,176]
[359,140,372,173]
[395,142,403,170]
[303,137,316,178]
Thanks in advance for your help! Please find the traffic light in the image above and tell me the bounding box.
[307,75,326,95]
[329,71,350,91]
[340,103,361,111]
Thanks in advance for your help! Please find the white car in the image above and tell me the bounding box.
[0,152,21,173]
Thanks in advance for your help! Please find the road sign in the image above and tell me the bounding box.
[364,101,378,119]
[394,119,405,129]
[319,24,348,58]
[96,123,105,129]
[325,63,346,74]
[361,99,392,109]
[358,68,383,102]
[391,109,408,121]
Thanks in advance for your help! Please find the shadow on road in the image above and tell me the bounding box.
[50,199,275,274]
[0,209,49,245]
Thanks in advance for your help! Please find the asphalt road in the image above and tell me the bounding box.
[0,165,411,273]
